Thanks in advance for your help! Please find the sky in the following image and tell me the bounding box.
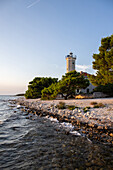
[0,0,113,95]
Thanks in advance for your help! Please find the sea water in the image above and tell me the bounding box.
[0,95,113,169]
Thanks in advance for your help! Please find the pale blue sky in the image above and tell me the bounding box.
[0,0,113,94]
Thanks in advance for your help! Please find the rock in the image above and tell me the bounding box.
[94,124,98,128]
[109,133,113,137]
[77,120,80,126]
[65,131,70,135]
[101,133,107,138]
[82,131,87,134]
[97,125,103,130]
[26,117,29,119]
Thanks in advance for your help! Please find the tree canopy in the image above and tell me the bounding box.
[41,70,89,100]
[89,34,113,86]
[25,77,58,99]
[94,83,113,96]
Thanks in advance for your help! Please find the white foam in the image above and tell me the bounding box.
[61,122,74,130]
[86,138,92,143]
[17,105,21,108]
[70,131,81,136]
[49,117,59,123]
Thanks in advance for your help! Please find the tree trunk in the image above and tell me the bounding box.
[64,95,68,100]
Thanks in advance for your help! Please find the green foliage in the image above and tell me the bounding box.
[83,106,90,113]
[90,101,98,105]
[93,105,99,108]
[88,35,113,86]
[97,103,105,107]
[67,105,76,110]
[90,101,105,108]
[25,77,58,99]
[56,102,66,109]
[94,83,113,96]
[93,103,105,108]
[41,70,89,100]
[41,83,58,100]
[56,70,89,100]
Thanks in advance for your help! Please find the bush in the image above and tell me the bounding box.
[93,103,105,108]
[83,106,91,113]
[90,101,98,105]
[56,102,66,109]
[94,84,113,96]
[93,105,99,108]
[67,105,76,110]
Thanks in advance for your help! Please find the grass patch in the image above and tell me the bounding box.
[90,101,98,105]
[93,103,105,108]
[67,105,76,110]
[56,102,66,109]
[83,106,91,113]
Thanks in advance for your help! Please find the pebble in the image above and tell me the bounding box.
[16,99,113,145]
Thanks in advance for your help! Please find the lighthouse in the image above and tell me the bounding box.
[66,52,76,73]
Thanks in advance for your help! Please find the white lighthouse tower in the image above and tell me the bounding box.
[66,52,76,73]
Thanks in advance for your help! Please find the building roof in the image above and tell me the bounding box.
[80,71,91,77]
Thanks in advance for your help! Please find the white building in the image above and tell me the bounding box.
[66,52,76,73]
[76,71,95,94]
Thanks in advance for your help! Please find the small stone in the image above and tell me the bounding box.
[26,117,29,119]
[97,126,103,130]
[109,133,113,137]
[94,124,98,128]
[65,131,69,135]
[62,144,66,147]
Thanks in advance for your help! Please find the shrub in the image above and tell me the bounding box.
[97,103,105,107]
[67,105,76,110]
[93,103,105,108]
[94,84,113,96]
[83,106,91,113]
[56,102,66,109]
[90,101,98,105]
[93,105,99,108]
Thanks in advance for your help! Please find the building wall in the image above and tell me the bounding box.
[80,82,95,93]
[76,77,96,94]
[66,57,76,73]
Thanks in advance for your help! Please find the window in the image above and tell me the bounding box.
[87,88,89,93]
[77,89,79,93]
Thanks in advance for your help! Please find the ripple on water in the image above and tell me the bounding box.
[0,96,113,169]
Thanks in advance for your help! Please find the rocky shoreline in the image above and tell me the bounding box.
[14,97,113,145]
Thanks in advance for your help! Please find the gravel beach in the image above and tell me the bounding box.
[16,97,113,144]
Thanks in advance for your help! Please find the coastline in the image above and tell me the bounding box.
[15,97,113,145]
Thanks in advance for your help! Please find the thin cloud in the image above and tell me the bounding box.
[27,0,41,8]
[76,65,92,72]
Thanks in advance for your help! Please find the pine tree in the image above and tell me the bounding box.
[42,70,89,100]
[89,35,113,86]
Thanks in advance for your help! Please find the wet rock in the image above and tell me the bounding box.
[65,131,70,135]
[26,117,29,119]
